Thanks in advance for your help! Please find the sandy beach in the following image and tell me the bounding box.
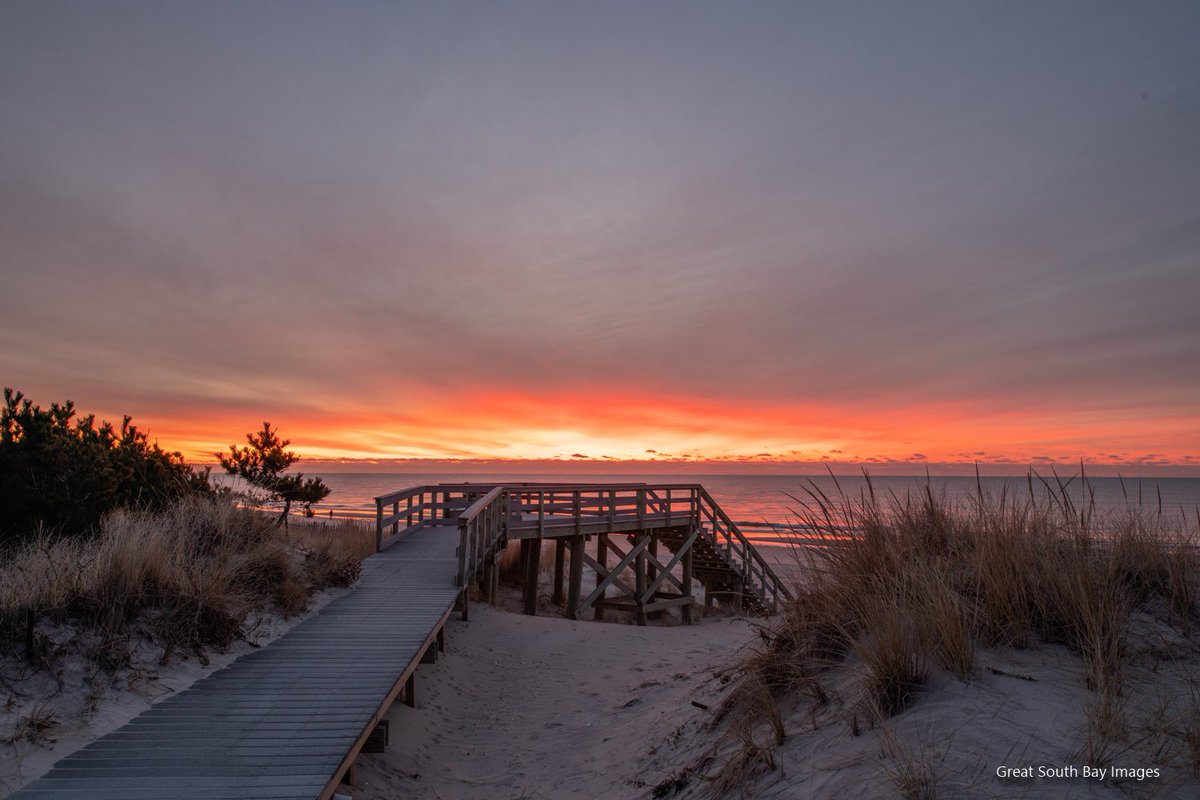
[352,605,754,799]
[345,604,1198,800]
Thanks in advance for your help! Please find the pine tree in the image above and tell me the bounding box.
[218,422,329,525]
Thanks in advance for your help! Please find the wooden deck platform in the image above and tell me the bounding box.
[10,524,463,800]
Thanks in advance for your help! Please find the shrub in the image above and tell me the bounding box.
[0,388,209,544]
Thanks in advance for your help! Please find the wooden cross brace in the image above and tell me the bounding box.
[577,535,648,618]
[639,530,696,604]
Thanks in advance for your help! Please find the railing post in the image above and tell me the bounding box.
[455,519,468,587]
[375,499,384,553]
[635,533,647,626]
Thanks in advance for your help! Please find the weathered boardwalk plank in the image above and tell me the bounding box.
[10,524,462,800]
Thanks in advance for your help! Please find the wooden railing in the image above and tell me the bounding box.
[455,486,506,587]
[502,483,792,608]
[506,482,700,537]
[695,487,792,608]
[373,484,492,551]
[374,481,793,610]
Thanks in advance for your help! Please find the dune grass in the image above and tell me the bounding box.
[706,473,1200,796]
[0,495,368,663]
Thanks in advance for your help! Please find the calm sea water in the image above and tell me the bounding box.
[275,472,1200,528]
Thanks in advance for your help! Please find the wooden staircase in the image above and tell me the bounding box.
[655,526,772,616]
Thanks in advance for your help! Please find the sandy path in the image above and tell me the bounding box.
[351,606,755,799]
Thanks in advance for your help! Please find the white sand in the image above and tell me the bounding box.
[350,605,755,799]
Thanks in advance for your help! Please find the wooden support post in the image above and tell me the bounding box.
[363,720,389,753]
[519,538,532,585]
[459,588,469,622]
[552,539,566,605]
[522,539,539,616]
[646,534,660,620]
[566,535,584,620]
[635,535,648,626]
[681,543,694,625]
[421,643,438,664]
[595,533,608,621]
[341,763,358,787]
[482,554,494,604]
[647,534,659,584]
[404,673,416,708]
[437,626,445,653]
[489,553,499,604]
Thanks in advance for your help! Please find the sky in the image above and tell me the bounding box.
[1,1,1198,475]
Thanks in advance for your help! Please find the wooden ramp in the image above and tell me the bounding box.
[10,524,464,800]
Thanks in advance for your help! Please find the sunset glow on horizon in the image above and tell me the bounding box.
[24,382,1194,476]
[2,2,1198,476]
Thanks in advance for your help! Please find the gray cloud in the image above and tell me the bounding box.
[1,1,1198,457]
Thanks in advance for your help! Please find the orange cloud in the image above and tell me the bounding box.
[120,382,1198,475]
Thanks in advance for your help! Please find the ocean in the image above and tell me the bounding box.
[277,472,1200,529]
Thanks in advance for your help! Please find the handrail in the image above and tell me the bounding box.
[699,487,793,607]
[456,486,507,587]
[374,484,490,552]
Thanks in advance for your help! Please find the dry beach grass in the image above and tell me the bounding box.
[700,475,1200,798]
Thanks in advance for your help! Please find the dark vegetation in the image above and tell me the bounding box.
[0,389,363,677]
[0,388,209,546]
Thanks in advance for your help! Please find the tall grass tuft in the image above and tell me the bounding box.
[0,495,367,659]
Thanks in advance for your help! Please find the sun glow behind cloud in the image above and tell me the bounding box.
[106,382,1198,475]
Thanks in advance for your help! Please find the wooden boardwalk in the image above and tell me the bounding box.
[11,482,789,799]
[11,524,463,800]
